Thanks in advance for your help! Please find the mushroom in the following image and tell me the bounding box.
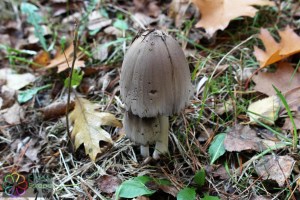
[120,29,192,158]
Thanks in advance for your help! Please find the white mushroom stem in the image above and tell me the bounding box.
[140,145,150,157]
[153,116,169,159]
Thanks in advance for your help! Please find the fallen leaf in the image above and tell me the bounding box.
[253,62,300,96]
[132,13,158,28]
[224,125,278,152]
[88,11,112,31]
[133,0,161,17]
[31,50,50,69]
[104,26,122,37]
[0,85,16,109]
[252,63,300,128]
[44,44,85,72]
[254,26,300,68]
[41,99,75,120]
[0,68,36,90]
[96,175,122,194]
[3,102,25,125]
[192,0,274,37]
[70,98,122,161]
[168,0,190,27]
[255,155,295,186]
[247,96,281,125]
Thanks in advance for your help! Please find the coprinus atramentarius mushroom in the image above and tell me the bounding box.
[120,29,192,158]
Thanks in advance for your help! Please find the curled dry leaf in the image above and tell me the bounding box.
[254,26,300,68]
[3,102,25,125]
[0,85,16,109]
[192,0,274,37]
[41,100,75,120]
[255,155,295,187]
[70,98,122,161]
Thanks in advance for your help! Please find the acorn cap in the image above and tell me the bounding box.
[120,30,192,118]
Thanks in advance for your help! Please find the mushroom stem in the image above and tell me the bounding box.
[140,145,150,157]
[153,116,169,159]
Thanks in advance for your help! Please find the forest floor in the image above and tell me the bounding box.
[0,0,300,199]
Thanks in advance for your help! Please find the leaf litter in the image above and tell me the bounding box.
[1,0,300,199]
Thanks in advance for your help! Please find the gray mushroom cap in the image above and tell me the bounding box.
[120,30,192,118]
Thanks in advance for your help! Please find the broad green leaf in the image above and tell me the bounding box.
[115,176,155,199]
[177,187,196,200]
[113,19,128,30]
[202,193,220,200]
[18,84,51,103]
[194,169,205,187]
[64,69,84,88]
[209,133,226,164]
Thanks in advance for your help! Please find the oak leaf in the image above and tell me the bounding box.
[192,0,274,37]
[70,98,122,161]
[254,26,300,68]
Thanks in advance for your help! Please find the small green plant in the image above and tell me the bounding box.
[64,69,84,88]
[21,2,48,51]
[208,133,226,164]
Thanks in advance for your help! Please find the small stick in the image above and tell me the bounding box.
[65,22,79,135]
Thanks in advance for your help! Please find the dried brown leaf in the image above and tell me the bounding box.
[96,175,121,194]
[255,155,295,186]
[254,27,300,68]
[253,62,300,96]
[3,102,24,125]
[192,0,274,37]
[224,124,278,152]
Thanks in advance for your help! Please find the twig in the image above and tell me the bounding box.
[65,22,79,136]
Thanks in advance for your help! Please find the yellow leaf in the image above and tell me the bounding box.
[192,0,274,37]
[70,98,122,161]
[254,26,300,68]
[247,96,281,125]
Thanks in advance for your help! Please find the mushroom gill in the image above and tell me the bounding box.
[120,29,192,158]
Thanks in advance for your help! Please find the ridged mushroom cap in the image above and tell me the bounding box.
[120,30,192,118]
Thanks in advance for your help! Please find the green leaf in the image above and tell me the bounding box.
[273,85,298,149]
[18,84,52,103]
[177,187,196,200]
[115,176,156,199]
[202,193,220,200]
[113,19,128,30]
[194,169,205,187]
[21,2,48,51]
[209,133,226,164]
[64,69,84,88]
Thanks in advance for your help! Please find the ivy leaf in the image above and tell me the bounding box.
[209,133,226,164]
